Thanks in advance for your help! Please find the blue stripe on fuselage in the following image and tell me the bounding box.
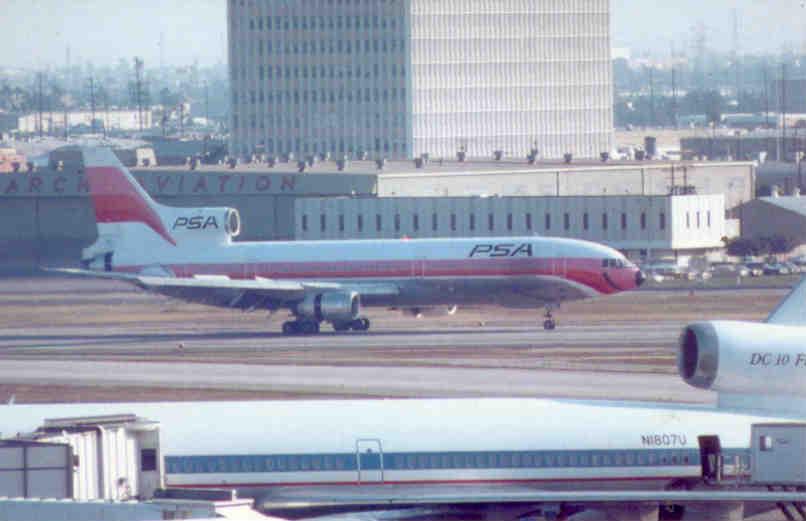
[165,448,750,475]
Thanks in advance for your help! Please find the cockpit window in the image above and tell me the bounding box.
[602,259,627,268]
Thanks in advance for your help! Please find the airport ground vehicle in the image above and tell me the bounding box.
[55,147,645,333]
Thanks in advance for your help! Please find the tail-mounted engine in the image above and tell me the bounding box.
[167,207,240,243]
[678,320,806,396]
[297,292,361,322]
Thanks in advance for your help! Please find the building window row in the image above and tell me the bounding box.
[304,211,671,234]
[246,14,399,33]
[235,62,406,82]
[257,138,404,155]
[244,38,405,56]
[235,87,406,107]
[685,211,712,229]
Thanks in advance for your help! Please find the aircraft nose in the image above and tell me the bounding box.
[635,270,647,287]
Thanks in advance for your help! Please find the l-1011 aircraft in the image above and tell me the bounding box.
[55,147,645,334]
[5,279,806,520]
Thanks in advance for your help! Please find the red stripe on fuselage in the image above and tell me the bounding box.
[85,166,177,246]
[116,258,623,295]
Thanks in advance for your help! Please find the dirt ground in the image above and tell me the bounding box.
[0,277,793,403]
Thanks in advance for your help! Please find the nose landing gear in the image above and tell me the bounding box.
[543,305,558,331]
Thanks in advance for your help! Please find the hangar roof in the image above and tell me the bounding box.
[142,158,754,177]
[760,196,806,217]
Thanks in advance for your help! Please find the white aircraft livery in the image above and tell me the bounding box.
[4,279,806,520]
[57,147,646,334]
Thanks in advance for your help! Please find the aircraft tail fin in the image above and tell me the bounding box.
[82,147,177,249]
[766,276,806,326]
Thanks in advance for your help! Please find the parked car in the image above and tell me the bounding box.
[790,256,806,268]
[763,263,791,276]
[782,261,801,274]
[744,262,765,277]
[640,261,685,280]
[710,262,750,278]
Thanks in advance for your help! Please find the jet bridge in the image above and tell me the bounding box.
[0,413,162,501]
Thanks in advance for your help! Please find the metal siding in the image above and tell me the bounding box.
[26,469,68,498]
[0,447,23,469]
[0,472,23,497]
[26,445,68,468]
[293,195,725,253]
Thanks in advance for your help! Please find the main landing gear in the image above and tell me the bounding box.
[332,318,370,332]
[543,305,558,331]
[281,317,371,335]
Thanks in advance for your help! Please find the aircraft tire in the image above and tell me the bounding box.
[351,318,370,331]
[332,321,351,332]
[282,321,299,335]
[299,320,320,335]
[543,319,556,331]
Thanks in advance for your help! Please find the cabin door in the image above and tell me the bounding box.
[355,439,384,483]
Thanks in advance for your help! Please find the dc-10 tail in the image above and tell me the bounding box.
[80,148,240,271]
[678,276,806,416]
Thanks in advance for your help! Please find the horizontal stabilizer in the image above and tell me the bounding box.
[766,276,806,326]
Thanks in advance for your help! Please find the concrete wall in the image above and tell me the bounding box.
[377,162,754,215]
[0,168,376,273]
[294,194,726,255]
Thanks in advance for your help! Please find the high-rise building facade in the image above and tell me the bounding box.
[228,0,613,160]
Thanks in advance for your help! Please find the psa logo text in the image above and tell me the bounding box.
[173,216,219,230]
[469,243,533,258]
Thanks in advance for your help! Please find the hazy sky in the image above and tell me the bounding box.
[3,1,806,68]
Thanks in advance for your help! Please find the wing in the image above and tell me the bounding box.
[766,275,806,325]
[47,269,399,310]
[258,484,806,519]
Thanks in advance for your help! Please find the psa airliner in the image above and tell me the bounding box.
[55,147,645,334]
[4,280,806,519]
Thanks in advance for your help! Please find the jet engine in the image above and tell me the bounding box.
[297,292,361,322]
[167,207,241,242]
[678,320,806,396]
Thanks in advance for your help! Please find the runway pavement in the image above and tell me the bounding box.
[0,276,789,403]
[0,358,711,403]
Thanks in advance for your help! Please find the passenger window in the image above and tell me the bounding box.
[393,455,404,469]
[475,454,485,468]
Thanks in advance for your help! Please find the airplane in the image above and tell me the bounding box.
[53,147,646,334]
[3,278,806,520]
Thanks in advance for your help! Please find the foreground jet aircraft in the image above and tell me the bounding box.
[57,147,645,334]
[6,280,806,519]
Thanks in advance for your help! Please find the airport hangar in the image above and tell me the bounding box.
[0,154,754,272]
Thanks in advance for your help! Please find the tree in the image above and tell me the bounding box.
[726,237,763,257]
[761,235,797,256]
